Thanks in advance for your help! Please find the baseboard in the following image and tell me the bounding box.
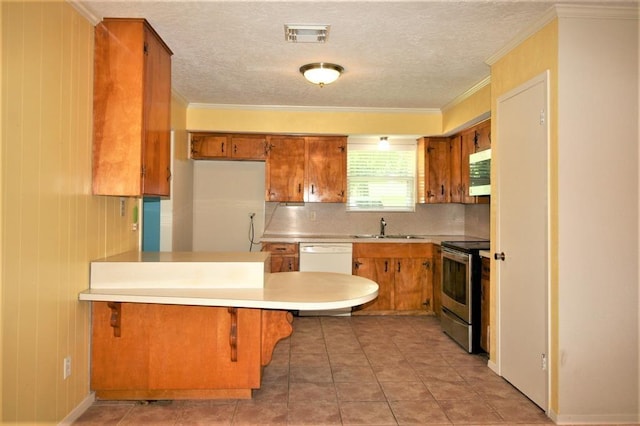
[552,411,640,425]
[58,392,95,426]
[487,359,499,374]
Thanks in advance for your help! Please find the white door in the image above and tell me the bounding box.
[496,71,549,410]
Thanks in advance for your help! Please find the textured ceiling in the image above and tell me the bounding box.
[78,1,637,110]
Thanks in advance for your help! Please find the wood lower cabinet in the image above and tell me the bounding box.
[352,243,434,313]
[262,242,299,272]
[432,245,442,317]
[91,302,292,400]
[480,256,490,353]
[92,18,172,197]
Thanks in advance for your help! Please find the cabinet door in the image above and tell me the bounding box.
[459,129,476,204]
[394,258,433,312]
[266,136,305,202]
[191,134,229,159]
[432,245,442,317]
[449,135,463,203]
[305,136,347,202]
[262,242,299,272]
[353,257,394,311]
[230,135,268,160]
[142,26,172,196]
[475,120,492,151]
[92,19,172,197]
[423,137,451,203]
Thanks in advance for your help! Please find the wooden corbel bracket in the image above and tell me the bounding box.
[228,307,238,362]
[107,301,122,337]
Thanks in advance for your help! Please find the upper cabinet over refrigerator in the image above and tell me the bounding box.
[92,18,173,197]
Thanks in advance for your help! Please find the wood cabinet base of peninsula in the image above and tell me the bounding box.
[90,302,293,400]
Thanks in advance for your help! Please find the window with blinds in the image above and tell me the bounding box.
[347,140,417,212]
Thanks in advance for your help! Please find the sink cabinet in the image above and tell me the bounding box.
[92,18,172,197]
[352,243,434,313]
[262,242,299,272]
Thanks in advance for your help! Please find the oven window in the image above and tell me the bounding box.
[443,257,467,304]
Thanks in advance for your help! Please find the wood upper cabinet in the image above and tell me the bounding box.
[266,135,347,203]
[305,136,347,202]
[265,136,306,202]
[353,243,433,313]
[191,133,268,160]
[450,120,491,204]
[417,137,451,203]
[92,18,172,197]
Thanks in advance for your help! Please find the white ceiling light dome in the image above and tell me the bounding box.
[299,62,344,87]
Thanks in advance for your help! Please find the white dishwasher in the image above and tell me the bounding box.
[298,242,353,316]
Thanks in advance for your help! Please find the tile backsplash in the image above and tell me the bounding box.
[263,202,489,239]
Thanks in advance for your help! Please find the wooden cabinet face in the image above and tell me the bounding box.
[262,242,299,272]
[92,19,172,197]
[480,256,490,352]
[191,134,229,159]
[230,135,267,160]
[432,246,442,317]
[266,136,305,202]
[418,137,451,204]
[353,243,434,313]
[354,257,394,311]
[305,137,347,202]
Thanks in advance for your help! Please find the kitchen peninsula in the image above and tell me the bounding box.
[78,251,378,400]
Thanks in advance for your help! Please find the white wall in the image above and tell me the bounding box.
[557,11,639,422]
[193,161,265,252]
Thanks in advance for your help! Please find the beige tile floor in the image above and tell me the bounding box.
[74,315,552,425]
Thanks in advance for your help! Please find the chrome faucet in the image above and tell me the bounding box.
[380,217,387,236]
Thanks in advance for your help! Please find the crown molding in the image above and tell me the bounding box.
[171,89,189,108]
[66,0,101,25]
[441,75,491,113]
[486,4,639,66]
[187,103,441,115]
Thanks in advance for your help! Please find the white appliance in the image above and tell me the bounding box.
[298,242,353,316]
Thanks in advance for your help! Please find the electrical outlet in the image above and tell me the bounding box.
[63,356,71,380]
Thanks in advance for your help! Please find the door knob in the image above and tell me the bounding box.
[494,252,506,261]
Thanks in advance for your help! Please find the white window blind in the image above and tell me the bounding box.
[347,140,417,212]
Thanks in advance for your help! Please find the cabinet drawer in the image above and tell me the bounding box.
[353,242,432,258]
[262,242,299,255]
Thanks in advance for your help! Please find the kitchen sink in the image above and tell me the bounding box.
[351,234,424,239]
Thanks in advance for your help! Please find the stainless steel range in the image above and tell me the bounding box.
[440,240,490,353]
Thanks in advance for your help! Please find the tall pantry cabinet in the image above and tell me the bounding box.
[92,18,173,196]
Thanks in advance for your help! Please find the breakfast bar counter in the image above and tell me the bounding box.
[78,251,378,401]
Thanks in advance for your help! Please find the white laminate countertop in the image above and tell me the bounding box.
[79,272,379,311]
[260,234,486,244]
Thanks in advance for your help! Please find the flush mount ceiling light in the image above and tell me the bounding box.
[299,63,344,87]
[285,24,330,43]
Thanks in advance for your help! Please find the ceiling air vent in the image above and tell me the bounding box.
[285,24,330,43]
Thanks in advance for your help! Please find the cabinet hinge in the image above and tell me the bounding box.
[540,109,546,125]
[143,42,149,55]
[141,165,146,177]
